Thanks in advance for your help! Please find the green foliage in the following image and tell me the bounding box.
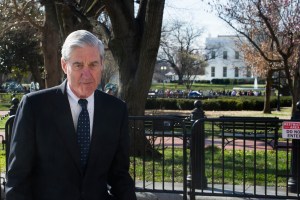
[0,149,5,172]
[0,93,23,104]
[146,96,292,111]
[176,99,195,110]
[210,78,265,85]
[0,24,43,77]
[0,116,9,129]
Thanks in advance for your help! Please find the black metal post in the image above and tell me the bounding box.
[9,97,19,116]
[277,71,281,111]
[190,100,207,190]
[288,101,300,193]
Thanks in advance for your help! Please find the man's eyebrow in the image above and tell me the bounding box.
[70,61,100,65]
[72,61,83,65]
[88,61,101,66]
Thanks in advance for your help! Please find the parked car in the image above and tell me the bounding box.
[187,91,202,99]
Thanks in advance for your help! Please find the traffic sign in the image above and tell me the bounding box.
[282,121,300,139]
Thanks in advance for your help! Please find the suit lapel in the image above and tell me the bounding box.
[53,81,82,173]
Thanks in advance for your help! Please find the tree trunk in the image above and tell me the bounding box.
[41,1,63,88]
[263,70,273,114]
[105,0,165,156]
[292,58,300,114]
[178,76,184,85]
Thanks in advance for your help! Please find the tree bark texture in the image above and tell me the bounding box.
[263,70,273,114]
[41,1,62,87]
[104,0,165,156]
[104,0,165,116]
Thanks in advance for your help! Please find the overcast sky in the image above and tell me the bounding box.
[164,0,235,45]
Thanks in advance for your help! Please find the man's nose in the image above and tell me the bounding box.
[81,67,92,77]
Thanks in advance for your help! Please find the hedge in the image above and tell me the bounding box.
[145,96,292,111]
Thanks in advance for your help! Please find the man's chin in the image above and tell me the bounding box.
[77,87,95,98]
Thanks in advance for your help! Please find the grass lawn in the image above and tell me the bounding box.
[0,115,10,129]
[205,146,290,186]
[0,149,5,172]
[130,147,290,187]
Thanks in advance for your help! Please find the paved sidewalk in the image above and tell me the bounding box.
[136,182,297,200]
[0,111,9,118]
[137,193,253,200]
[134,179,298,200]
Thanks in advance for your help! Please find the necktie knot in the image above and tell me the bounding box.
[78,99,88,109]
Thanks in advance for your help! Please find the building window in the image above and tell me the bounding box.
[211,67,215,77]
[235,67,239,77]
[235,51,239,59]
[223,67,227,77]
[246,66,251,77]
[211,51,216,59]
[223,51,227,59]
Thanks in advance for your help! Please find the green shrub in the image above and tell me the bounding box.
[176,99,195,110]
[202,100,221,110]
[145,96,292,111]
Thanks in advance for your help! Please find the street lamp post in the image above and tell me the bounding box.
[161,66,167,98]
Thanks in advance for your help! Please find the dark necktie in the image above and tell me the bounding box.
[77,99,90,171]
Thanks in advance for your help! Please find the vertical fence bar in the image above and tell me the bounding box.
[242,121,246,195]
[211,122,215,193]
[254,124,257,195]
[151,119,155,190]
[162,122,165,191]
[221,120,225,194]
[182,119,188,200]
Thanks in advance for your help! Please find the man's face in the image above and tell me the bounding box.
[61,45,103,98]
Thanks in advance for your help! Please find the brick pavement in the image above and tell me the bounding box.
[152,136,274,150]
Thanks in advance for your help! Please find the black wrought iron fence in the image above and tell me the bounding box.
[189,117,300,200]
[2,114,300,200]
[128,116,190,200]
[128,115,300,200]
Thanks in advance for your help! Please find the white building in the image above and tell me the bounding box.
[201,35,253,81]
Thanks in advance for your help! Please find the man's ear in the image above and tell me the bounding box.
[61,58,68,74]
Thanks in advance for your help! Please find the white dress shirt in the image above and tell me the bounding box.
[66,84,94,139]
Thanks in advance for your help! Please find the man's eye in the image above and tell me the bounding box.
[89,63,100,70]
[73,64,83,70]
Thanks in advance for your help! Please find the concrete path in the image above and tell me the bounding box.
[135,180,299,199]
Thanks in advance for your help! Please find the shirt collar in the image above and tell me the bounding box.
[66,83,94,104]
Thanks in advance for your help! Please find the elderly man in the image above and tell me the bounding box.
[6,30,137,200]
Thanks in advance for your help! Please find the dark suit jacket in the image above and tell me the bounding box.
[5,81,137,200]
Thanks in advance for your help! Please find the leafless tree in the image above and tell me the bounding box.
[159,20,207,89]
